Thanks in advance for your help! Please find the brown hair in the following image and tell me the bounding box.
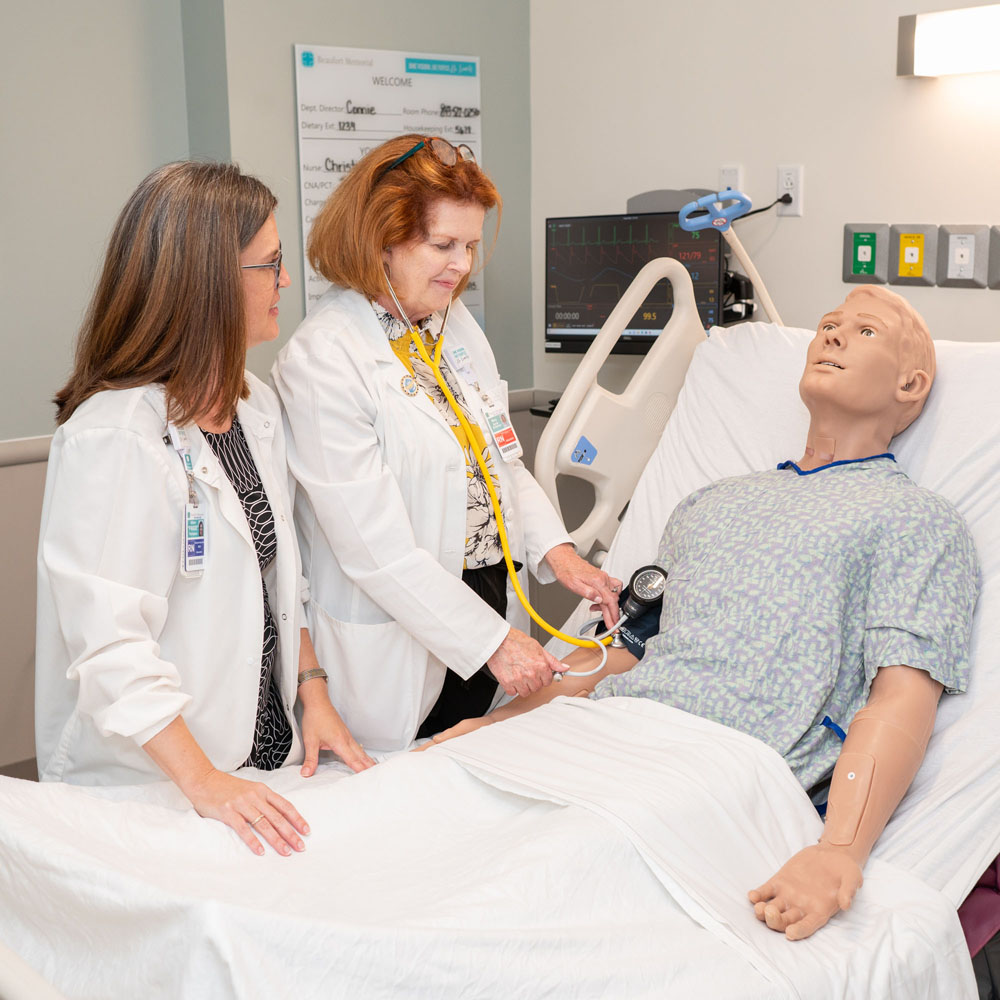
[55,160,277,426]
[308,134,501,301]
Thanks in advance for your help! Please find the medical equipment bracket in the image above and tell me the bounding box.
[679,190,784,325]
[534,257,706,564]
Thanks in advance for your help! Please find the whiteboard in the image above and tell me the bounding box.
[294,44,484,326]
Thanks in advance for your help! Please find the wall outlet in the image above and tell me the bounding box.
[776,164,804,217]
[719,164,743,192]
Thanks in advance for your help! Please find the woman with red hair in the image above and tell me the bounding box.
[273,135,620,750]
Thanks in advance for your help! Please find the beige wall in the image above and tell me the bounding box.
[219,0,534,392]
[1,1,189,441]
[530,0,1000,396]
[1,0,532,433]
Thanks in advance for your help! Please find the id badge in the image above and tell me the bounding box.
[483,400,523,462]
[444,344,476,381]
[182,503,208,576]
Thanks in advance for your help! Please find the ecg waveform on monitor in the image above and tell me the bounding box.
[548,220,661,270]
[546,215,720,336]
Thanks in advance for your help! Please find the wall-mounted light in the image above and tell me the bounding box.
[898,4,1000,76]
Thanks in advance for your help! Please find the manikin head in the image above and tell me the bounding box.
[797,287,935,465]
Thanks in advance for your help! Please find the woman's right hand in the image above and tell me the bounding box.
[186,768,310,858]
[486,627,565,698]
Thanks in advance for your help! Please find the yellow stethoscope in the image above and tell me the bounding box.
[383,277,619,678]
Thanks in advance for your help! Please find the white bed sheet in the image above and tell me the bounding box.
[0,754,770,1000]
[0,696,975,999]
[441,697,975,999]
[551,322,1000,907]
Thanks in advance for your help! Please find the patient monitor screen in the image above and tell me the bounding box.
[545,212,723,354]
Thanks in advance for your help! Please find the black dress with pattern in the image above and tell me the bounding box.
[202,419,292,770]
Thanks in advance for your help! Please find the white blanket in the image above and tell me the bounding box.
[0,697,974,999]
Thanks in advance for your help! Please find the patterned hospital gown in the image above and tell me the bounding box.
[594,455,980,789]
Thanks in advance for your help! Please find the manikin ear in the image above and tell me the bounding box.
[896,369,932,406]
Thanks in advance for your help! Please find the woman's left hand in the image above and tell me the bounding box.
[544,543,622,630]
[300,698,376,777]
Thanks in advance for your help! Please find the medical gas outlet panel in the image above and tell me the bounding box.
[844,223,1000,289]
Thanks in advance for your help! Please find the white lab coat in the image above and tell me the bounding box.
[35,375,306,785]
[272,287,572,750]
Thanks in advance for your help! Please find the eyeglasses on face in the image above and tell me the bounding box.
[240,245,283,289]
[378,137,476,181]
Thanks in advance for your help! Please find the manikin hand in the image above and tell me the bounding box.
[750,666,941,940]
[748,843,864,940]
[413,689,592,751]
[486,626,566,697]
[413,714,494,750]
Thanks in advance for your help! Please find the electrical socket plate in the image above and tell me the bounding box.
[719,164,743,193]
[776,164,803,217]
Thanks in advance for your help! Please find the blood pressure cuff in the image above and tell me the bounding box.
[615,585,662,660]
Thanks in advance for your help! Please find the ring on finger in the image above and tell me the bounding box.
[249,813,265,828]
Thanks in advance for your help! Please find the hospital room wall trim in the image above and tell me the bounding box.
[529,0,1000,398]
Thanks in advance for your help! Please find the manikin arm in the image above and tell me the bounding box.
[748,664,942,940]
[417,644,639,746]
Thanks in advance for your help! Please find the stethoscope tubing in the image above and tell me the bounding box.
[382,275,615,683]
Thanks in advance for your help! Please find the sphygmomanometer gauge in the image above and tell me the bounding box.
[622,565,668,619]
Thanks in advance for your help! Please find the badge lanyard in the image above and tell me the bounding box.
[167,423,208,576]
[389,288,523,464]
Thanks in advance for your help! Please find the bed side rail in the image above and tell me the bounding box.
[534,257,706,562]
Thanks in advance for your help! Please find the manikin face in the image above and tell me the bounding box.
[383,198,485,322]
[240,214,291,350]
[798,291,912,422]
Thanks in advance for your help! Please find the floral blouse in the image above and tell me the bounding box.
[372,301,506,569]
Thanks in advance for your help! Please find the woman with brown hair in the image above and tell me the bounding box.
[35,161,373,857]
[273,136,621,751]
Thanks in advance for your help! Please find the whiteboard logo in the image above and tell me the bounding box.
[301,51,315,67]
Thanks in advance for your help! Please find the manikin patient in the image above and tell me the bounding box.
[425,286,980,941]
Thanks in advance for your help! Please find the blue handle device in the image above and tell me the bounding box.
[679,189,753,234]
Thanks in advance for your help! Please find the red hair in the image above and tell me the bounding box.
[308,134,501,301]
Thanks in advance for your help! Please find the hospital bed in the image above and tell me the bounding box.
[2,267,999,999]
